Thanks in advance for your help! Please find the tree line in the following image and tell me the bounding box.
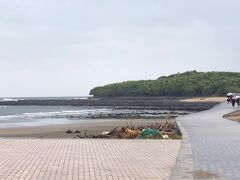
[89,71,240,97]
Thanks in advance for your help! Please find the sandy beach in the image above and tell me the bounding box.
[180,97,225,103]
[0,118,175,138]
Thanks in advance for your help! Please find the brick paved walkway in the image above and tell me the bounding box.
[0,139,180,180]
[172,103,240,179]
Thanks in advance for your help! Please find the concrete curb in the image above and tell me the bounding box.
[170,121,194,180]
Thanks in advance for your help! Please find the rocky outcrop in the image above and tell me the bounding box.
[0,97,218,112]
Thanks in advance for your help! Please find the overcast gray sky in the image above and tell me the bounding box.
[0,0,239,97]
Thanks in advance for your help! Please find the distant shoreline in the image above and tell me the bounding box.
[0,96,221,112]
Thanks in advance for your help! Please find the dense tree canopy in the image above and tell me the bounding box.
[89,71,240,97]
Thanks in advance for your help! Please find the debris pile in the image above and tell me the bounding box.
[98,127,141,139]
[99,121,181,139]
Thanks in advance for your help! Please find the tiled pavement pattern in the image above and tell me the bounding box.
[172,103,240,179]
[0,139,181,180]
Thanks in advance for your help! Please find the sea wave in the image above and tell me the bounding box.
[66,97,88,100]
[0,115,20,120]
[0,98,22,102]
[22,109,110,117]
[0,106,7,108]
[0,107,187,122]
[0,108,111,120]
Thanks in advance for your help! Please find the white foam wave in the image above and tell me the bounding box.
[67,97,88,100]
[0,115,20,120]
[0,98,22,102]
[0,108,112,120]
[75,97,88,100]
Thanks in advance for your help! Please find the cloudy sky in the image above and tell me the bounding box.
[0,0,239,97]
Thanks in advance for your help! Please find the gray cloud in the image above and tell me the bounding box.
[0,0,239,97]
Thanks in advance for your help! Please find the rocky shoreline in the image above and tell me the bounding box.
[55,109,189,120]
[0,97,219,112]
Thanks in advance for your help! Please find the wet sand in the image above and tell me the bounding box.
[180,97,225,103]
[0,119,175,138]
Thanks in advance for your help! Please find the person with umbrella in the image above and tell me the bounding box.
[236,96,240,106]
[227,93,233,103]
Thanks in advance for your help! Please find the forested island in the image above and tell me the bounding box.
[90,71,240,97]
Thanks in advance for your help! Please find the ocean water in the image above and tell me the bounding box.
[0,96,89,102]
[0,96,104,128]
[0,105,111,128]
[0,97,188,128]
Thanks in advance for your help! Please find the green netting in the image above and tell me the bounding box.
[139,128,160,139]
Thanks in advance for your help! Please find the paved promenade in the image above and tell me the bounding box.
[172,103,240,179]
[0,139,180,180]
